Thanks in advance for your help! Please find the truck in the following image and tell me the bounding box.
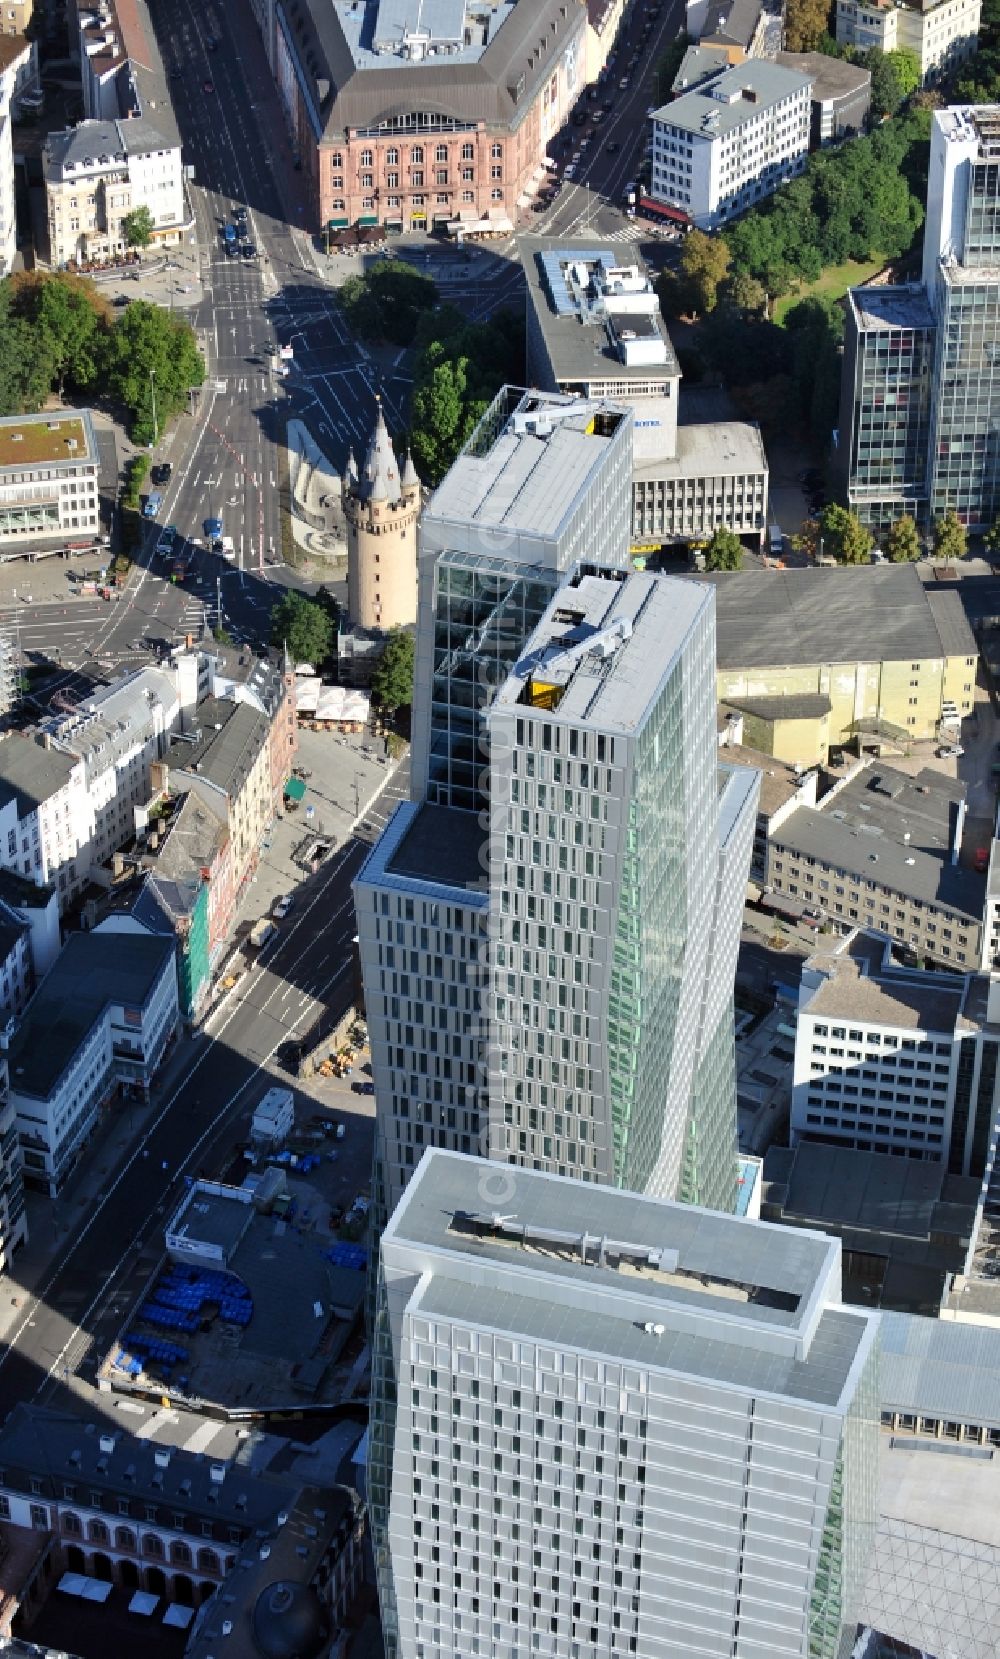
[249,918,276,950]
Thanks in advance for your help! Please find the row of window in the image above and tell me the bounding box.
[331,142,503,172]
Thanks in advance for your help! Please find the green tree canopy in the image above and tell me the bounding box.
[8,271,110,394]
[820,503,873,563]
[932,509,968,561]
[408,309,523,484]
[678,230,731,316]
[887,514,921,561]
[123,206,155,249]
[785,0,831,51]
[886,46,922,98]
[269,591,334,665]
[339,258,438,347]
[105,301,204,443]
[703,528,744,571]
[985,518,1000,557]
[370,626,415,714]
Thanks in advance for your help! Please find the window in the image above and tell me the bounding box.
[62,1512,82,1535]
[491,142,503,158]
[360,148,373,166]
[116,1526,136,1551]
[198,1547,220,1574]
[143,1534,164,1558]
[461,142,474,160]
[435,144,448,161]
[171,1540,192,1565]
[411,145,424,163]
[386,147,399,164]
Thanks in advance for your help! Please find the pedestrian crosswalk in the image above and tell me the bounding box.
[173,601,207,644]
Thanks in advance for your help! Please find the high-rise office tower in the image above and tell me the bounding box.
[486,567,758,1211]
[840,104,1000,530]
[370,1148,880,1659]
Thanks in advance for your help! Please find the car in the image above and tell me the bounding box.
[564,163,577,178]
[203,517,223,539]
[225,242,238,257]
[205,34,218,49]
[241,241,257,259]
[601,98,614,111]
[155,524,177,556]
[605,140,620,153]
[619,74,629,87]
[150,462,172,486]
[203,79,214,93]
[975,846,991,873]
[272,894,294,919]
[936,744,965,758]
[169,63,182,79]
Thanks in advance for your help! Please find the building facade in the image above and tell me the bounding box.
[835,0,979,83]
[255,0,586,235]
[169,698,274,905]
[370,1149,880,1659]
[650,61,812,231]
[344,405,420,632]
[0,36,33,276]
[6,930,178,1194]
[841,105,1000,531]
[792,934,1000,1188]
[45,116,185,266]
[0,1048,26,1275]
[0,411,100,547]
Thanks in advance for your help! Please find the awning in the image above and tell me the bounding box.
[357,214,378,226]
[284,777,307,802]
[163,1604,195,1629]
[129,1591,160,1616]
[637,194,691,225]
[328,217,348,229]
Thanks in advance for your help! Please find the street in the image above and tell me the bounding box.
[0,758,408,1425]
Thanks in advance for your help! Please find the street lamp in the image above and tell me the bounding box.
[149,369,158,446]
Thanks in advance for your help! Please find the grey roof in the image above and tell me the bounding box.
[494,570,713,738]
[926,589,978,658]
[772,765,984,924]
[0,867,54,909]
[426,391,630,540]
[775,48,872,103]
[634,417,766,483]
[401,449,419,490]
[387,1151,875,1409]
[694,563,976,670]
[152,788,227,881]
[672,42,731,93]
[849,283,936,334]
[653,61,813,138]
[762,1143,978,1243]
[359,403,400,505]
[44,113,176,176]
[7,930,175,1100]
[802,941,965,1032]
[168,1184,252,1258]
[700,0,765,48]
[720,742,806,816]
[729,692,832,722]
[520,238,680,390]
[0,735,78,818]
[880,1311,1000,1428]
[293,0,585,139]
[172,698,268,798]
[386,801,485,890]
[0,1403,296,1534]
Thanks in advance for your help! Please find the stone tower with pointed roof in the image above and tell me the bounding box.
[342,402,420,632]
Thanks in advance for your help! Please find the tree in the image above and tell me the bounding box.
[339,258,438,347]
[8,271,110,394]
[722,270,768,317]
[985,518,1000,558]
[676,230,730,316]
[105,301,204,444]
[269,591,334,665]
[370,627,415,715]
[864,48,907,120]
[820,503,873,563]
[703,527,744,571]
[932,509,968,562]
[123,206,155,250]
[887,513,922,561]
[785,0,831,51]
[886,47,921,99]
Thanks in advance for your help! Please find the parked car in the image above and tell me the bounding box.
[974,845,990,873]
[150,462,172,486]
[936,744,964,758]
[272,894,294,919]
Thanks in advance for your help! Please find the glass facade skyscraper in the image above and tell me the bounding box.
[841,104,1000,531]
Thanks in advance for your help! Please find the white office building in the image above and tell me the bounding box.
[792,932,1000,1190]
[370,1148,880,1659]
[5,927,178,1194]
[650,60,813,231]
[0,410,101,546]
[835,0,979,83]
[45,115,185,266]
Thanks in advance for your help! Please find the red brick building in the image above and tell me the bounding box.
[262,0,587,234]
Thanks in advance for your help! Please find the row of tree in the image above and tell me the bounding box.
[793,505,970,563]
[0,271,204,444]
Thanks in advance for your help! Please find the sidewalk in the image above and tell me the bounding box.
[0,1026,205,1346]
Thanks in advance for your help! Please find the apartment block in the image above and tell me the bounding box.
[650,61,812,231]
[168,697,275,906]
[791,933,1000,1190]
[45,116,185,266]
[0,412,100,547]
[6,928,178,1195]
[835,0,979,83]
[486,567,758,1211]
[370,1148,880,1659]
[768,763,985,971]
[701,563,977,767]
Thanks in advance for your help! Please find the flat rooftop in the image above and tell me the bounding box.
[720,742,811,817]
[849,282,936,334]
[0,412,95,471]
[386,801,486,891]
[693,563,976,669]
[167,1184,252,1259]
[763,1142,978,1244]
[635,418,767,482]
[426,389,630,540]
[653,60,813,137]
[386,1151,875,1408]
[495,569,713,736]
[520,239,680,389]
[802,938,966,1032]
[880,1310,1000,1433]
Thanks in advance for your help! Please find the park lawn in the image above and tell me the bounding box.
[773,256,887,324]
